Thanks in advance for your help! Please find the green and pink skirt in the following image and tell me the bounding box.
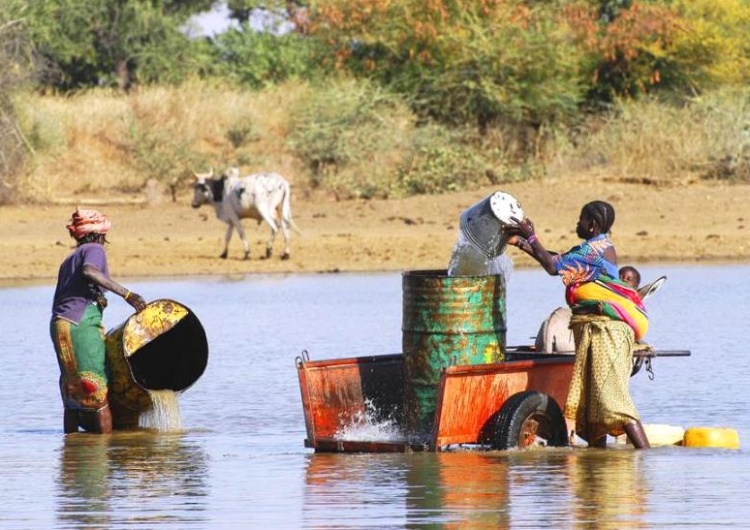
[50,304,109,412]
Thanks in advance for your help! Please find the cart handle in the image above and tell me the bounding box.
[506,346,691,358]
[632,350,691,357]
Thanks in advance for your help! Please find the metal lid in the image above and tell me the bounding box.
[489,191,523,225]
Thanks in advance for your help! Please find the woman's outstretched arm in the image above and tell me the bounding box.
[507,218,558,275]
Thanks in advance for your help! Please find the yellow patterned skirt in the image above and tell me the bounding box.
[564,315,639,442]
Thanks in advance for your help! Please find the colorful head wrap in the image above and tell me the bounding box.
[66,208,111,240]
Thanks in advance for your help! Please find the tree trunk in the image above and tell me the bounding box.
[115,58,131,91]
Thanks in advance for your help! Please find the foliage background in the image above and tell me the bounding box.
[3,0,750,204]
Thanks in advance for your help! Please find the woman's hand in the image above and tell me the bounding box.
[507,217,557,274]
[514,217,535,239]
[125,291,147,312]
[507,235,532,254]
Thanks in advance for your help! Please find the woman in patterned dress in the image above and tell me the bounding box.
[508,200,651,449]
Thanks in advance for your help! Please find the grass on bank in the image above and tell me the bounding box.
[10,80,750,204]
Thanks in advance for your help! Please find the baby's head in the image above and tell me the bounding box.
[619,265,641,288]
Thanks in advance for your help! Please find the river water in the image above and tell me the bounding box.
[1,264,748,529]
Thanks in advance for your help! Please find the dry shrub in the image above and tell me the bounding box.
[15,80,310,202]
[287,77,515,199]
[546,88,750,184]
[16,90,140,201]
[13,80,750,204]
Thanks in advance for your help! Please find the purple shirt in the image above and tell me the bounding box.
[51,243,110,324]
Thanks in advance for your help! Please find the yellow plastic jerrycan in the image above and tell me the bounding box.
[683,427,740,449]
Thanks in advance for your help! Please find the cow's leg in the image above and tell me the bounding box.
[233,220,251,260]
[221,223,234,259]
[256,207,279,259]
[279,216,292,260]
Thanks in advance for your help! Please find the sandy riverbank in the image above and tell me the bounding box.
[2,175,747,285]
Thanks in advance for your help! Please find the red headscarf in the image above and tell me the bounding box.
[66,208,112,240]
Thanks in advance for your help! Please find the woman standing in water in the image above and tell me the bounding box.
[508,200,650,448]
[50,208,147,434]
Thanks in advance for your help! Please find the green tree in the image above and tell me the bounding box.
[0,0,35,201]
[306,0,589,132]
[663,0,750,92]
[598,0,633,22]
[210,23,317,88]
[578,1,682,102]
[25,0,217,91]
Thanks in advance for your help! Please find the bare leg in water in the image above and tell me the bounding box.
[64,408,79,433]
[67,405,113,434]
[566,418,576,446]
[624,420,651,449]
[96,405,113,434]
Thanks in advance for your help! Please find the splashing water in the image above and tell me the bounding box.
[447,229,514,278]
[139,389,183,432]
[334,400,416,443]
[448,190,522,278]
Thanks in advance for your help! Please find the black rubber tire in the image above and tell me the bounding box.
[492,391,569,450]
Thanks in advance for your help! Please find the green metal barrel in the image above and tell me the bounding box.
[402,270,507,435]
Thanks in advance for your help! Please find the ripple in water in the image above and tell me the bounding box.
[139,390,182,432]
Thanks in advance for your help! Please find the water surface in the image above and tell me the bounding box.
[1,264,748,528]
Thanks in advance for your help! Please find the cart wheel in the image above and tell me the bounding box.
[492,391,569,450]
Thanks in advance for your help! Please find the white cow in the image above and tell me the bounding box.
[191,167,300,260]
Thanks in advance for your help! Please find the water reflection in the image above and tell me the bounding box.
[56,432,209,528]
[302,453,410,527]
[409,452,512,528]
[566,449,648,529]
[303,448,649,528]
[57,435,112,528]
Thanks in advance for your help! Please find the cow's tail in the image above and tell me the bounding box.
[281,181,302,236]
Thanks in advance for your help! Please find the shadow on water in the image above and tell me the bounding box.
[56,432,209,528]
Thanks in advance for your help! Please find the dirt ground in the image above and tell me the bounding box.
[2,175,748,286]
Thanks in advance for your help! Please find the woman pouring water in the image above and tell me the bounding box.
[507,200,651,449]
[50,208,147,434]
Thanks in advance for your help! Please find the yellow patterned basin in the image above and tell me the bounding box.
[105,299,208,429]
